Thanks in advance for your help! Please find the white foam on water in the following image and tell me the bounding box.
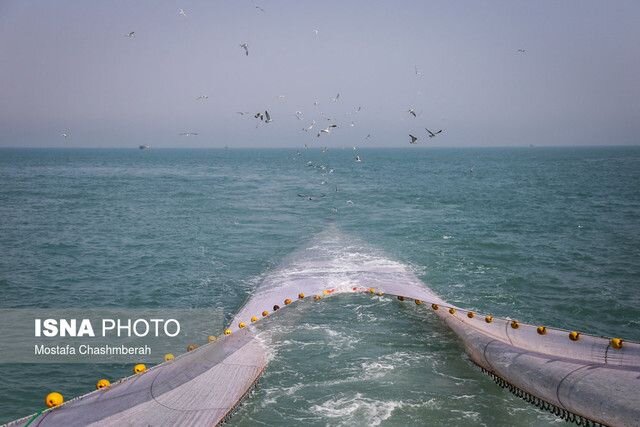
[449,409,481,421]
[360,361,395,380]
[258,383,306,407]
[432,367,477,386]
[310,393,440,426]
[250,229,432,294]
[449,394,477,400]
[376,351,424,366]
[309,393,402,426]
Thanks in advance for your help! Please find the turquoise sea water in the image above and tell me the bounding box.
[0,147,639,425]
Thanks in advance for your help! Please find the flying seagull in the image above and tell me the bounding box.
[60,131,71,139]
[331,93,340,102]
[125,32,135,38]
[236,111,250,115]
[517,49,526,53]
[414,65,422,76]
[179,132,199,136]
[196,95,209,101]
[240,43,249,56]
[178,8,187,17]
[409,134,418,144]
[319,111,333,122]
[303,120,316,132]
[313,29,319,36]
[295,111,303,120]
[253,110,271,123]
[255,6,265,12]
[355,155,362,162]
[317,124,337,137]
[425,128,443,138]
[408,108,417,117]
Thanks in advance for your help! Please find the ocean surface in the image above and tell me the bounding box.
[0,147,639,425]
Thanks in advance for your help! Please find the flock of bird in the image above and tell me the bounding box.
[58,5,453,154]
[58,5,525,161]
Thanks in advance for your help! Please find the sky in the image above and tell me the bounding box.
[0,0,638,148]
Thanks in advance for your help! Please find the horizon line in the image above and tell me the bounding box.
[1,144,639,150]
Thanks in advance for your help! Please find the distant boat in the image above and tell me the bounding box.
[139,145,150,150]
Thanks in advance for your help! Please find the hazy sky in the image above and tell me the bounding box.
[1,1,638,148]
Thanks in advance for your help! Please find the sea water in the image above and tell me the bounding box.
[0,147,638,425]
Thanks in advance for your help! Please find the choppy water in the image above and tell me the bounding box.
[1,147,639,425]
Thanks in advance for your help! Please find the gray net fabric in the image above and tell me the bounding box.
[8,329,266,426]
[437,309,640,426]
[8,229,640,426]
